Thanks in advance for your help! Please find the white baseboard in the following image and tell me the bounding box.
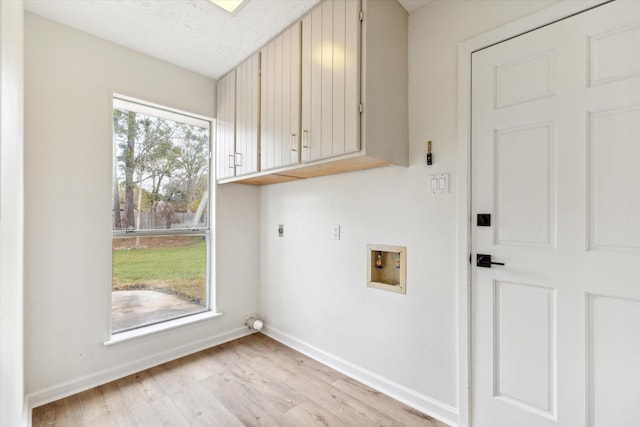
[263,326,459,427]
[26,327,252,411]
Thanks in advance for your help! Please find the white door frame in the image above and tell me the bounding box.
[455,1,610,426]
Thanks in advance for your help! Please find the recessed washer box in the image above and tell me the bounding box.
[367,244,407,294]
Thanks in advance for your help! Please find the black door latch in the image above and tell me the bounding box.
[476,254,505,268]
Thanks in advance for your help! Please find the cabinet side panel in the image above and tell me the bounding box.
[362,0,408,166]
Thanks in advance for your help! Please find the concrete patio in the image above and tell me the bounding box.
[112,290,205,332]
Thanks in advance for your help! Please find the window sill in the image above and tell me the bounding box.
[104,311,223,347]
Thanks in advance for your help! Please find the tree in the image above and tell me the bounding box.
[173,126,209,213]
[112,115,122,229]
[118,110,137,230]
[114,110,182,229]
[113,107,210,231]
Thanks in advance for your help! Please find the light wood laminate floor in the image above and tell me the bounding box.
[32,333,447,426]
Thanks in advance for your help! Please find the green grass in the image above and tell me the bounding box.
[112,237,206,304]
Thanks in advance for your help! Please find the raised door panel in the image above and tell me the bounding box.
[235,53,260,176]
[215,71,236,180]
[260,23,301,172]
[301,0,360,163]
[589,106,640,250]
[587,294,640,427]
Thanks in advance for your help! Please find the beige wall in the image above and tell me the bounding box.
[24,12,260,402]
[259,0,557,424]
[0,1,25,425]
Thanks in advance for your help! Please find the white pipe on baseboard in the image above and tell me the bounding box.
[245,316,263,331]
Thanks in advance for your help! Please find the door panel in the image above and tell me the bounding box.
[494,281,556,417]
[589,106,640,250]
[587,294,640,427]
[588,23,640,86]
[301,0,360,163]
[495,50,555,109]
[234,53,260,176]
[471,2,640,426]
[260,22,301,171]
[215,71,236,180]
[494,122,555,247]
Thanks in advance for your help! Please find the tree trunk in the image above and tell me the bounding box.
[123,111,136,230]
[112,116,122,229]
[112,171,121,229]
[135,178,143,248]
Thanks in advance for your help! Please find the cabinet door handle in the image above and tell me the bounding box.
[291,133,297,152]
[228,154,235,169]
[302,129,310,149]
[235,152,242,167]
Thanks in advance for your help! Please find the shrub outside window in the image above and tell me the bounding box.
[111,96,212,333]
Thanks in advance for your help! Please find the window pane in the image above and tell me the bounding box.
[112,235,207,332]
[112,105,210,232]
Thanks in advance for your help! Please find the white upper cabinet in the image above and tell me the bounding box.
[215,70,236,180]
[217,0,408,185]
[301,0,360,163]
[260,22,302,172]
[234,53,260,176]
[215,53,260,179]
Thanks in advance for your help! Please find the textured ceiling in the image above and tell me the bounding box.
[24,0,431,80]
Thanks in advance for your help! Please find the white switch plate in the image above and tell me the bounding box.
[430,173,449,194]
[332,224,341,240]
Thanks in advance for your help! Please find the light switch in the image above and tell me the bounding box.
[430,173,449,194]
[439,177,447,190]
[430,177,439,193]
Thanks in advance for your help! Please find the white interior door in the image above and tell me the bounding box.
[471,2,640,426]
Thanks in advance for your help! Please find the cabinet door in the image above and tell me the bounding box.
[235,53,260,176]
[261,22,302,171]
[216,70,236,180]
[301,0,360,163]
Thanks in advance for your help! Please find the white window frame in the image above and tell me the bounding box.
[106,94,218,344]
